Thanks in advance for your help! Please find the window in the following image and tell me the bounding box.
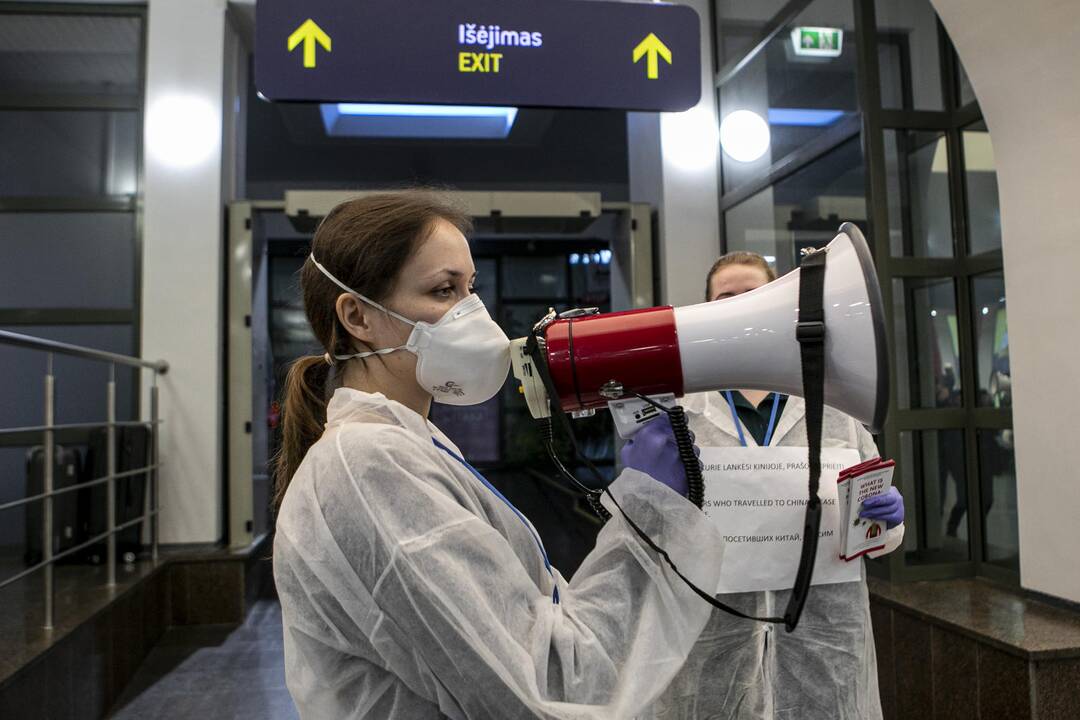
[0,6,144,373]
[715,0,1015,584]
[719,0,859,194]
[962,123,1002,255]
[725,137,866,276]
[876,0,946,111]
[885,130,953,257]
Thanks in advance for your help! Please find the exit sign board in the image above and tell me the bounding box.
[790,27,844,58]
[255,0,702,112]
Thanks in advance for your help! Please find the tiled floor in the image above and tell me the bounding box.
[107,600,299,720]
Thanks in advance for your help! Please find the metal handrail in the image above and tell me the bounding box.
[0,420,160,437]
[0,512,158,592]
[0,463,164,513]
[0,329,169,373]
[0,331,167,629]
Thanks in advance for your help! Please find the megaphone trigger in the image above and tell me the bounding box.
[608,393,678,439]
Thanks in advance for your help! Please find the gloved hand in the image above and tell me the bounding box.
[859,487,905,529]
[619,414,696,497]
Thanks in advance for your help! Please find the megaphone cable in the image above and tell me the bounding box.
[525,329,787,626]
[521,245,831,633]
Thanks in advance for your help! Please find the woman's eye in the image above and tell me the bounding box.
[468,286,477,295]
[434,286,453,297]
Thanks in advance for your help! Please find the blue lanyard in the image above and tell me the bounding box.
[723,391,781,448]
[432,437,559,604]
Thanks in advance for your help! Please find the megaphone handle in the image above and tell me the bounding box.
[627,395,704,511]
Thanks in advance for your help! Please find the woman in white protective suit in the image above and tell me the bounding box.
[653,251,906,720]
[271,191,726,720]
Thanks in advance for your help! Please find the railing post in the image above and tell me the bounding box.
[43,354,55,630]
[150,376,160,563]
[106,363,117,586]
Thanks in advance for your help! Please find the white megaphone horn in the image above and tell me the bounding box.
[510,223,888,434]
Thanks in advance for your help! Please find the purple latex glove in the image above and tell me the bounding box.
[619,414,697,497]
[859,486,905,529]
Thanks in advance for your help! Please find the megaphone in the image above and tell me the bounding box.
[510,222,888,433]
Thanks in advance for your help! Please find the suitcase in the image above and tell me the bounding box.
[24,445,83,567]
[81,426,149,564]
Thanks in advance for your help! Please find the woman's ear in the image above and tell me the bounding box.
[335,293,376,348]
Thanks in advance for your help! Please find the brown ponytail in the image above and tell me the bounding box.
[272,190,472,510]
[273,355,331,510]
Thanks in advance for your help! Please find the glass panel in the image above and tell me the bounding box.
[0,442,94,572]
[0,110,138,196]
[269,256,318,366]
[472,257,498,311]
[885,130,953,257]
[714,0,792,66]
[569,249,612,305]
[979,429,1018,571]
[429,395,501,464]
[876,0,945,111]
[892,278,962,409]
[725,137,865,276]
[719,0,858,193]
[503,403,548,467]
[963,124,1002,254]
[501,256,568,299]
[0,447,29,563]
[0,14,141,97]
[957,56,976,107]
[0,213,135,309]
[501,303,551,341]
[972,273,1010,408]
[899,430,970,564]
[0,324,137,431]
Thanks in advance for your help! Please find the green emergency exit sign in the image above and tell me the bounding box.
[791,26,843,58]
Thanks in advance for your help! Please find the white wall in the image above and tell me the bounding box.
[930,0,1080,603]
[141,0,229,544]
[628,0,722,307]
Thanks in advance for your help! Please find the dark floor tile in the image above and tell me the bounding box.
[106,600,293,720]
[978,645,1031,720]
[200,688,299,720]
[154,623,236,649]
[109,688,211,720]
[893,611,933,719]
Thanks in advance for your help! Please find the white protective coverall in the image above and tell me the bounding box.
[653,391,904,720]
[273,388,726,719]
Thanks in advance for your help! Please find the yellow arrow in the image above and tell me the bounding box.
[287,19,331,69]
[633,33,672,80]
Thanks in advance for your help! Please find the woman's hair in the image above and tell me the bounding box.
[704,251,778,300]
[272,191,472,511]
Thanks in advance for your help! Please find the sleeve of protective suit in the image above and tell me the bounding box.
[867,524,905,558]
[309,422,725,719]
[854,422,905,559]
[854,421,880,463]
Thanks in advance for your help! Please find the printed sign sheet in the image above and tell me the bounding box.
[701,446,863,594]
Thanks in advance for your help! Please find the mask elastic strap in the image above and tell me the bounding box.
[308,254,416,327]
[331,346,407,362]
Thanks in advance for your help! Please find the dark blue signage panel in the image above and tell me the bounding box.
[255,0,701,112]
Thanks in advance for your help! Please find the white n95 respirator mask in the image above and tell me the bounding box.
[310,254,511,406]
